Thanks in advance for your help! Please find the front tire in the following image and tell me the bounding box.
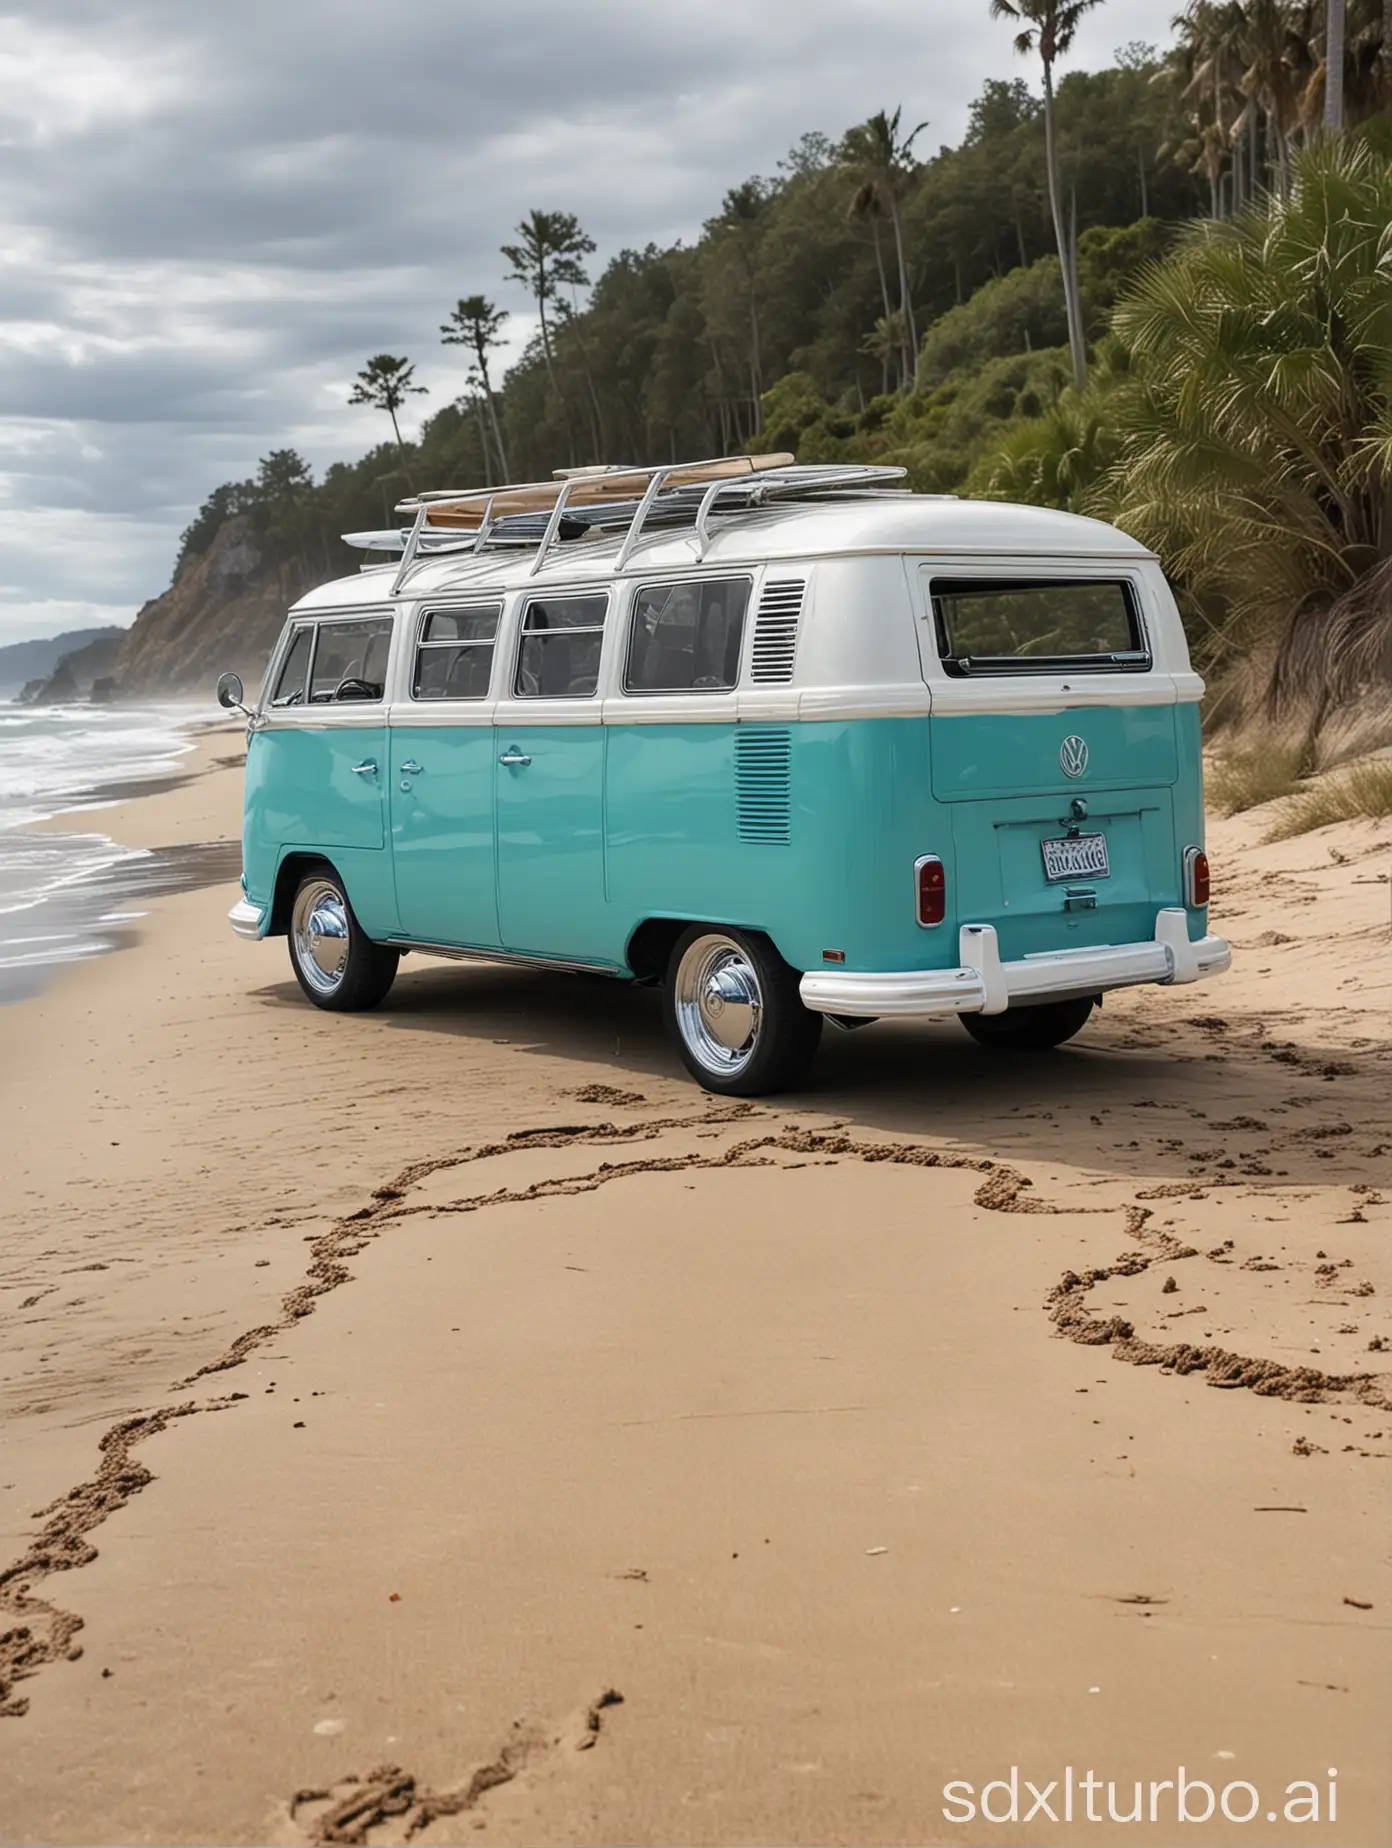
[664,926,822,1096]
[960,995,1095,1051]
[288,869,399,1012]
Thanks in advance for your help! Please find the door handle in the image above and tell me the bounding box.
[351,759,378,776]
[498,750,532,767]
[398,760,424,776]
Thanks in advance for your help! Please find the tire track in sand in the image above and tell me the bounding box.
[4,1100,1386,1722]
[288,1690,624,1844]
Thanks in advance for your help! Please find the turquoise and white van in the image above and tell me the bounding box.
[218,457,1229,1095]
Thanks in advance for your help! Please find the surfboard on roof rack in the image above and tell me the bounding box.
[341,453,912,590]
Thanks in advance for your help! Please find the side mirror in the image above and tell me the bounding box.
[216,670,247,713]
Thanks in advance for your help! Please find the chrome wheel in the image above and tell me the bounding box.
[291,878,350,998]
[673,933,764,1077]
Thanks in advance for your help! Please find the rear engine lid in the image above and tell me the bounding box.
[930,705,1179,802]
[949,784,1178,960]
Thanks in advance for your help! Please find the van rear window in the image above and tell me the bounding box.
[929,578,1149,677]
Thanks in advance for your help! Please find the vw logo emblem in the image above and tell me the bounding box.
[1059,735,1089,779]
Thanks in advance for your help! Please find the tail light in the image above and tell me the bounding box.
[1183,845,1210,908]
[915,854,946,927]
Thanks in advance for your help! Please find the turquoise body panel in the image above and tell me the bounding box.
[496,726,610,961]
[929,704,1178,799]
[389,725,497,947]
[245,704,1209,969]
[244,724,398,938]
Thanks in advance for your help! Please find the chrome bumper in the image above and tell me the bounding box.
[799,909,1231,1020]
[229,896,268,940]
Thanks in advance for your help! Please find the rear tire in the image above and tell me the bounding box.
[960,996,1095,1051]
[288,868,399,1012]
[664,925,822,1096]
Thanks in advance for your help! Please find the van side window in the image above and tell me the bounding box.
[515,594,608,699]
[625,578,751,693]
[307,618,394,702]
[929,578,1149,677]
[271,627,313,706]
[413,605,500,700]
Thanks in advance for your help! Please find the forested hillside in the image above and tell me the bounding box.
[147,5,1391,776]
[174,52,1203,578]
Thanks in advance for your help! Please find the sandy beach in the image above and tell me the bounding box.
[0,729,1388,1846]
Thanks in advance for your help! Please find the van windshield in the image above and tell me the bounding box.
[929,577,1149,677]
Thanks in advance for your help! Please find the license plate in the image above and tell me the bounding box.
[1041,831,1110,882]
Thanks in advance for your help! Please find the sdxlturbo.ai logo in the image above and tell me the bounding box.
[942,1765,1338,1826]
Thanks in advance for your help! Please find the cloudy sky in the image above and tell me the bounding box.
[0,0,1178,646]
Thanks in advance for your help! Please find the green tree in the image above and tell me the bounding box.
[700,181,775,443]
[966,389,1122,504]
[847,172,899,386]
[441,297,511,479]
[253,449,316,556]
[501,210,596,431]
[916,256,1068,387]
[176,481,247,572]
[841,109,928,389]
[860,312,907,396]
[1163,2,1250,215]
[989,0,1106,385]
[1100,139,1392,744]
[348,356,426,490]
[255,448,313,501]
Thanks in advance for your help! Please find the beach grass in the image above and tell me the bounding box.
[1263,757,1392,841]
[1208,744,1305,816]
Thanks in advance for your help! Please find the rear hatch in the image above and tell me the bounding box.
[920,569,1181,959]
[932,704,1179,958]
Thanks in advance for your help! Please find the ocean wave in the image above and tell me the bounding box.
[0,703,210,994]
[0,709,200,812]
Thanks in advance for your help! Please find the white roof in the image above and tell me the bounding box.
[291,496,1154,614]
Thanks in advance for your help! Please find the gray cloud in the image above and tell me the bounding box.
[0,0,1176,643]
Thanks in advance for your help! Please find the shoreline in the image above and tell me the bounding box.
[0,757,1387,1843]
[0,717,243,1003]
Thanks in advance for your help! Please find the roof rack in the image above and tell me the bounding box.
[350,454,909,595]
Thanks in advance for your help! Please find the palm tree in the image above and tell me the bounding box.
[500,210,596,423]
[847,180,899,385]
[968,391,1121,507]
[1100,139,1392,754]
[1324,0,1347,123]
[1177,1,1251,211]
[989,0,1105,386]
[841,109,927,390]
[348,356,427,490]
[1239,0,1306,192]
[441,297,511,478]
[861,311,907,397]
[1159,5,1231,212]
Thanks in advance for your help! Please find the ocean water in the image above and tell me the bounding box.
[0,702,217,1001]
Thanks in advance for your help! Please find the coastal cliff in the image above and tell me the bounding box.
[0,626,124,700]
[24,631,124,704]
[114,515,317,697]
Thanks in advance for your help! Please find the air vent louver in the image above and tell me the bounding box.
[735,728,792,845]
[749,579,805,684]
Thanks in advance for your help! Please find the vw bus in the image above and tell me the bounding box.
[217,455,1230,1095]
